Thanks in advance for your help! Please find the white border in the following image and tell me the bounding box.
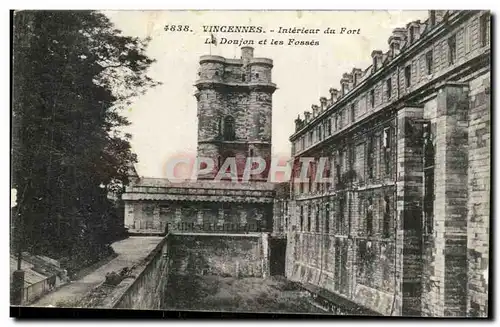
[2,1,497,326]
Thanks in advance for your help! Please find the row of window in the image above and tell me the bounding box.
[297,195,393,238]
[294,127,394,196]
[293,13,489,155]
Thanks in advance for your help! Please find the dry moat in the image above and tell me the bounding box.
[163,275,325,314]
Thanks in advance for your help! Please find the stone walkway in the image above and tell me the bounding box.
[31,236,163,307]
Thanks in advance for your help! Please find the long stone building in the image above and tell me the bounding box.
[123,47,278,234]
[286,10,490,317]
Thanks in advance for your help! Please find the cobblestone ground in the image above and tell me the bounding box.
[164,275,326,314]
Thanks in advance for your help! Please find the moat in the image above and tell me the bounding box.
[164,275,325,314]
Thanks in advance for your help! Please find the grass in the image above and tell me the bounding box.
[164,275,324,314]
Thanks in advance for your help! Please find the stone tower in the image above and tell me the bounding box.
[194,47,277,180]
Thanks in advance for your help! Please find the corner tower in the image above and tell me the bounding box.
[195,47,277,180]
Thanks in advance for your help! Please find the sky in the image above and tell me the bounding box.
[105,10,428,178]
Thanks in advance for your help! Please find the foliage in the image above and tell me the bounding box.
[11,11,159,264]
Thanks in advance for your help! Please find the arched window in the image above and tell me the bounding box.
[222,116,236,141]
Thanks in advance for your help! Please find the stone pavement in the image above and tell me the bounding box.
[31,236,163,307]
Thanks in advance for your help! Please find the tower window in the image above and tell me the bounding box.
[242,73,246,82]
[222,116,236,141]
[351,103,356,123]
[255,73,260,79]
[369,90,375,108]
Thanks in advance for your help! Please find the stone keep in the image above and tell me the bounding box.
[194,47,277,180]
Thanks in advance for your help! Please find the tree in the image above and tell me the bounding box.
[11,10,160,268]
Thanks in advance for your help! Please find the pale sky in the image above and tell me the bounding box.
[105,10,427,178]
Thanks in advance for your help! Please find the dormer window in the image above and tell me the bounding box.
[391,42,400,56]
[430,11,436,26]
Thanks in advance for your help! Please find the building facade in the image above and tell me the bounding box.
[123,47,278,235]
[286,10,490,317]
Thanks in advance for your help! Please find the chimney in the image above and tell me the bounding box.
[320,97,328,112]
[329,88,340,103]
[312,105,320,118]
[371,50,383,72]
[407,21,421,45]
[352,68,363,86]
[340,73,353,96]
[304,111,311,124]
[388,28,406,57]
[295,114,303,131]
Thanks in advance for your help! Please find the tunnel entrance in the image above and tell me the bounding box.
[269,237,286,276]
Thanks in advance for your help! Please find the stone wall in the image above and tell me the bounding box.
[101,233,271,309]
[102,236,171,310]
[395,106,427,316]
[168,233,269,278]
[466,72,490,317]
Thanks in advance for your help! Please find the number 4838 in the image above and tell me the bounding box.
[164,25,191,32]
